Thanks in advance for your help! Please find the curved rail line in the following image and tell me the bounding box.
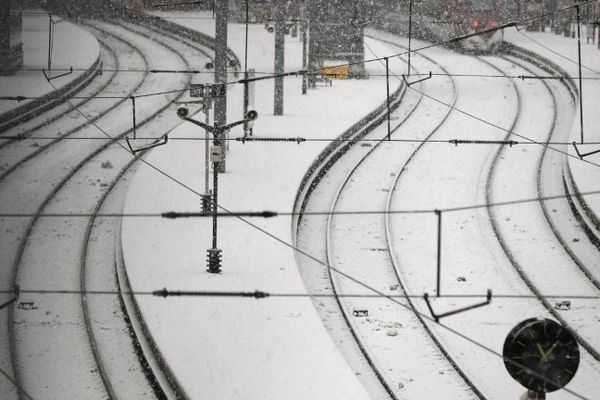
[520,54,600,289]
[0,26,150,182]
[2,22,149,400]
[0,41,117,151]
[380,51,518,398]
[383,42,599,394]
[374,38,490,399]
[366,35,487,398]
[8,21,180,399]
[563,166,600,250]
[3,17,207,399]
[299,33,487,398]
[0,43,102,134]
[484,46,600,362]
[322,63,426,400]
[298,33,597,399]
[291,45,411,399]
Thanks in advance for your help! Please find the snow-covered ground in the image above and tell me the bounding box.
[120,12,600,399]
[0,12,99,115]
[122,11,403,399]
[2,6,599,398]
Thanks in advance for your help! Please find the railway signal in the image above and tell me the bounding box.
[176,106,258,273]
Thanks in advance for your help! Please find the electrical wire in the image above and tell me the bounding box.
[3,288,600,300]
[517,30,600,76]
[3,7,598,398]
[1,189,599,218]
[367,35,600,170]
[3,1,600,102]
[402,73,600,169]
[12,67,600,80]
[2,134,600,148]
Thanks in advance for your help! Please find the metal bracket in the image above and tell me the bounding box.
[402,71,432,86]
[130,96,137,139]
[126,135,169,154]
[0,285,20,311]
[180,116,215,133]
[423,289,492,323]
[572,142,600,159]
[42,67,73,82]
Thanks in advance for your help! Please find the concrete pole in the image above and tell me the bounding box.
[273,0,285,115]
[302,20,307,95]
[214,0,228,172]
[0,1,9,71]
[243,0,249,133]
[48,13,53,71]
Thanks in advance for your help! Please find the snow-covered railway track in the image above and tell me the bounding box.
[0,17,213,399]
[484,48,600,359]
[385,44,600,397]
[296,35,493,398]
[297,31,600,398]
[0,40,118,152]
[0,26,149,181]
[326,43,497,400]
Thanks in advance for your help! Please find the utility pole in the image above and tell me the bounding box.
[290,0,300,37]
[177,106,258,273]
[576,5,584,144]
[243,0,250,134]
[1,0,23,75]
[273,0,285,115]
[407,0,413,76]
[301,19,308,95]
[214,0,228,172]
[0,0,9,74]
[47,13,52,70]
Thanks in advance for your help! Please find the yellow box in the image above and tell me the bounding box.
[321,64,349,80]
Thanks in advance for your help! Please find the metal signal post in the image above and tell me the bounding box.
[214,0,228,171]
[274,0,285,115]
[177,106,258,273]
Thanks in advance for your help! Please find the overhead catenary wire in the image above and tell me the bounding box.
[9,66,600,80]
[2,287,600,300]
[365,37,600,170]
[4,67,594,102]
[2,134,600,148]
[2,189,599,218]
[6,6,598,180]
[3,0,600,101]
[4,7,596,399]
[3,65,599,103]
[517,30,600,76]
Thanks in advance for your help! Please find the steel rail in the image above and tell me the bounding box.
[321,61,422,400]
[5,19,195,400]
[0,41,117,151]
[483,46,600,362]
[3,22,148,400]
[375,37,489,399]
[0,26,150,182]
[303,32,485,399]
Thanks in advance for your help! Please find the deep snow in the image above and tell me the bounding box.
[120,12,600,400]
